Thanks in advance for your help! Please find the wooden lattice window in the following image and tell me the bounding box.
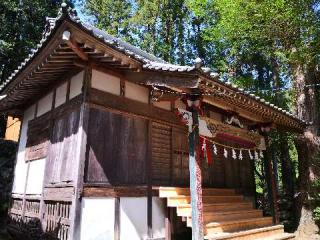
[24,199,40,222]
[9,198,23,221]
[44,201,71,240]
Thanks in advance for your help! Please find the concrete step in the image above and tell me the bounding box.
[205,217,273,235]
[167,195,244,207]
[177,202,253,217]
[159,187,236,197]
[205,225,285,240]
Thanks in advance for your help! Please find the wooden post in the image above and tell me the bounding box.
[188,107,204,240]
[147,120,153,239]
[114,197,120,240]
[263,134,280,224]
[69,66,91,239]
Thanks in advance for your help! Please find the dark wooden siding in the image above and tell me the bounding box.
[171,127,189,186]
[45,110,80,184]
[151,122,171,185]
[85,107,148,185]
[26,113,51,161]
[84,106,254,196]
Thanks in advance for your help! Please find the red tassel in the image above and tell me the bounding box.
[206,139,213,165]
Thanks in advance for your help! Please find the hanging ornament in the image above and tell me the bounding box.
[199,137,205,160]
[201,138,206,151]
[213,144,218,155]
[259,150,264,158]
[224,148,228,158]
[239,150,243,160]
[232,149,237,159]
[248,150,253,160]
[205,140,213,165]
[254,151,259,160]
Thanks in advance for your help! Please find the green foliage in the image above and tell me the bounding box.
[311,178,320,223]
[0,0,74,83]
[314,207,320,223]
[0,139,17,223]
[82,0,217,64]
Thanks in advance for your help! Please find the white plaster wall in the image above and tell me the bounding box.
[92,69,121,95]
[175,99,186,110]
[153,101,172,111]
[12,105,35,194]
[37,92,53,117]
[25,159,46,195]
[80,198,115,240]
[55,82,68,108]
[69,71,84,99]
[120,197,148,240]
[125,81,149,104]
[152,197,166,239]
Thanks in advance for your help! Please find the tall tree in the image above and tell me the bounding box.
[83,0,133,42]
[0,0,73,135]
[192,0,320,237]
[83,0,216,65]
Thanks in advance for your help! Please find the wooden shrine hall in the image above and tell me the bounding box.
[1,4,306,240]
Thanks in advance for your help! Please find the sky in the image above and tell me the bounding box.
[74,1,91,22]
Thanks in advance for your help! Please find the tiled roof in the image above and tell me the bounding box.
[0,5,308,127]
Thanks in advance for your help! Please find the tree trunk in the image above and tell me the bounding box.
[279,133,297,230]
[271,57,297,228]
[292,63,320,239]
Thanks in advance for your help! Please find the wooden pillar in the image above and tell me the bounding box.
[188,107,204,240]
[147,120,153,239]
[263,134,280,224]
[69,66,91,239]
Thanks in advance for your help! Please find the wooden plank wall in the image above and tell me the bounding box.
[85,107,148,185]
[8,75,84,240]
[45,110,80,184]
[83,105,255,196]
[84,87,255,196]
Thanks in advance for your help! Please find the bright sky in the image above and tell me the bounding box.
[74,1,90,22]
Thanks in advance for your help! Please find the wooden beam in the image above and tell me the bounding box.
[68,66,91,240]
[87,88,183,127]
[63,31,88,61]
[65,21,141,70]
[82,186,158,197]
[203,96,268,124]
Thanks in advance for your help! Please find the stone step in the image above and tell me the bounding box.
[159,187,236,197]
[167,195,244,207]
[177,202,253,217]
[205,217,273,235]
[205,225,285,240]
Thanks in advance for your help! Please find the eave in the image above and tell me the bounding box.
[0,9,307,133]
